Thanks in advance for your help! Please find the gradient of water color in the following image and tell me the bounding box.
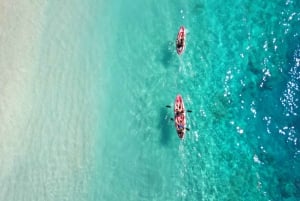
[0,0,299,201]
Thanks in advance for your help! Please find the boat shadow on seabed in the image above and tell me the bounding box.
[160,41,176,68]
[159,107,172,145]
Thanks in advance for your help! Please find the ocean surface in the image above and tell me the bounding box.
[0,0,300,200]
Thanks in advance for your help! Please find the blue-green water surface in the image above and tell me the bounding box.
[1,0,300,201]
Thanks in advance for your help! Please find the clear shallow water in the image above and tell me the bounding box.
[1,0,300,201]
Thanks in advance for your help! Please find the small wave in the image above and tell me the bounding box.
[280,48,300,116]
[253,154,262,164]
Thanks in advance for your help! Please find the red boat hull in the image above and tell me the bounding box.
[176,26,186,55]
[174,95,186,138]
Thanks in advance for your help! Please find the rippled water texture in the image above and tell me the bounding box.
[0,0,299,201]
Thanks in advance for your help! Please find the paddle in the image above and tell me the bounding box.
[166,105,192,113]
[169,118,190,131]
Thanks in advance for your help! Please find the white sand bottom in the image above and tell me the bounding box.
[0,0,46,180]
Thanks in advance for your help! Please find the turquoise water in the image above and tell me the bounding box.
[1,0,300,200]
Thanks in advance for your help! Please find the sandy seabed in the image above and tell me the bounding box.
[0,0,46,188]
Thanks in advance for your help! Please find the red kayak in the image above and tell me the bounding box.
[174,95,187,139]
[176,26,186,55]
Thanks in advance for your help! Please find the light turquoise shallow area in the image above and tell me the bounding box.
[1,0,300,201]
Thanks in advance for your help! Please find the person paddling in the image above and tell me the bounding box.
[175,103,184,116]
[176,38,184,49]
[175,114,184,130]
[176,26,186,55]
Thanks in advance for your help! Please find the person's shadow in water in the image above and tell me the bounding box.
[159,107,172,145]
